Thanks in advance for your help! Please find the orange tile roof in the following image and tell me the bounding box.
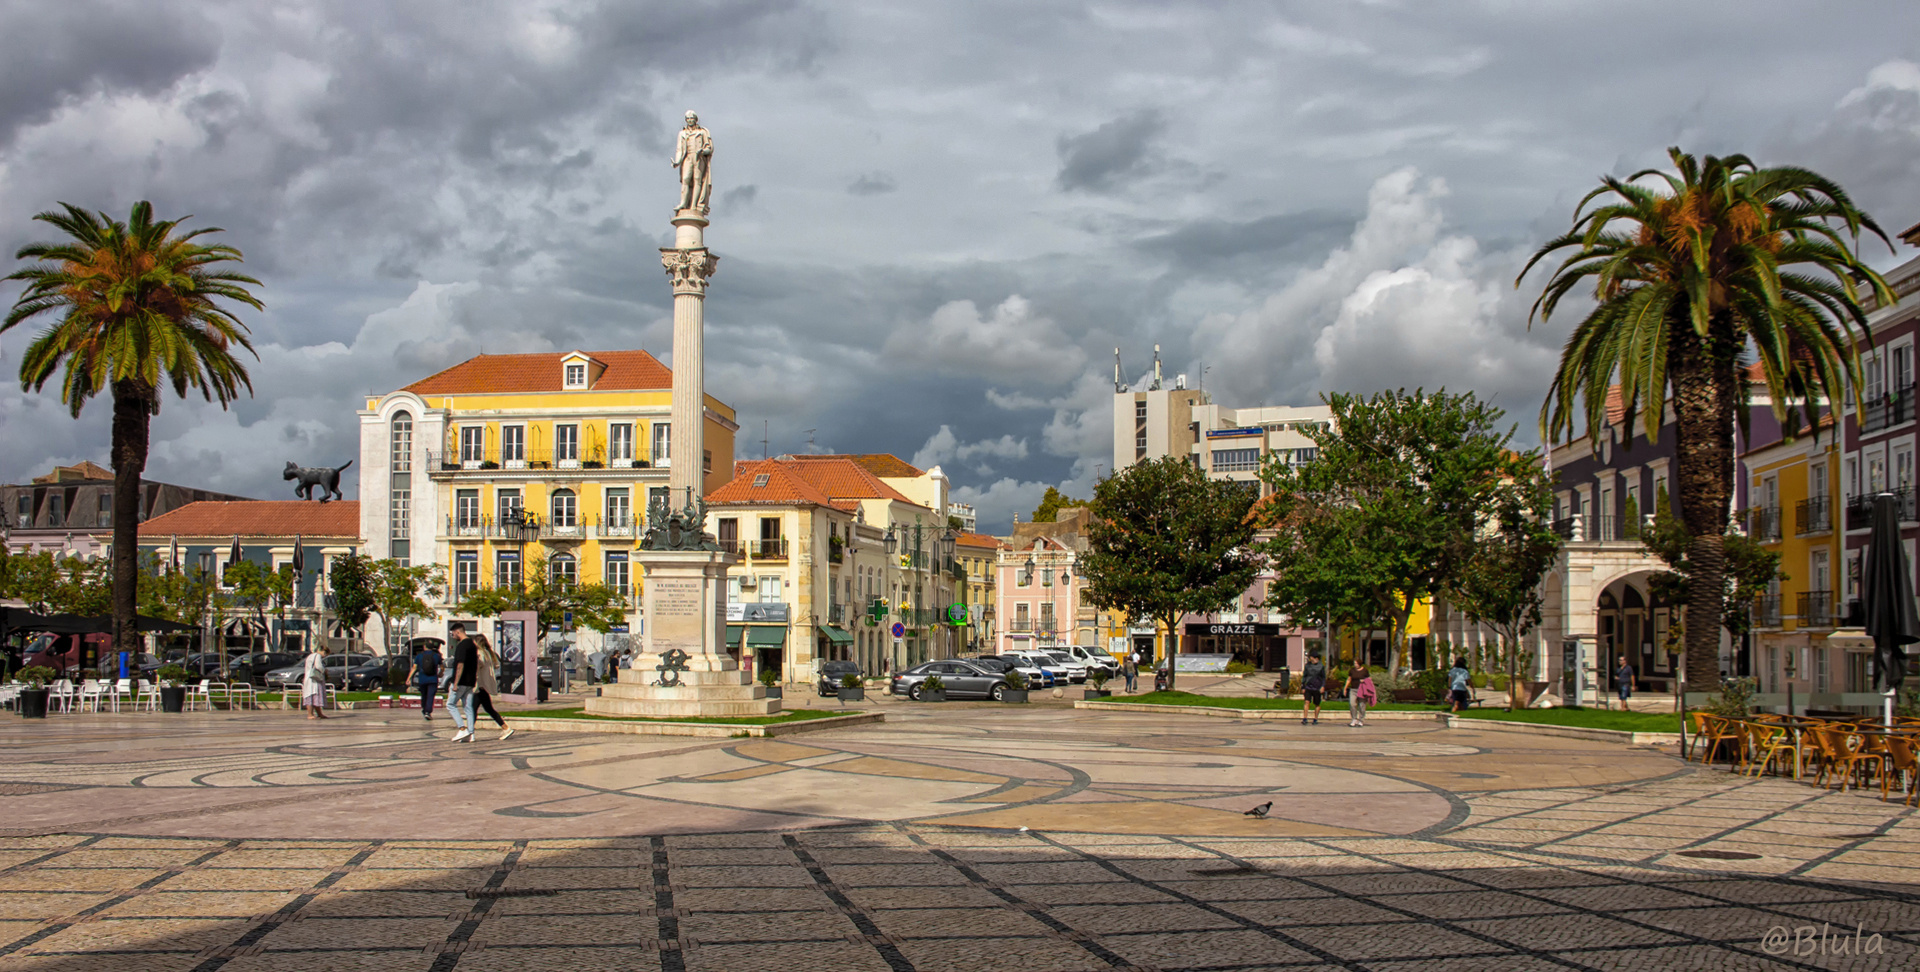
[708,464,839,508]
[400,350,672,395]
[842,454,924,478]
[954,532,1003,550]
[138,501,361,539]
[32,461,113,484]
[765,457,916,505]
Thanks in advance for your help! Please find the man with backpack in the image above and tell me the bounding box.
[408,637,445,721]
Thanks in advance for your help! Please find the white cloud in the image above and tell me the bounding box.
[885,295,1088,382]
[911,423,1029,474]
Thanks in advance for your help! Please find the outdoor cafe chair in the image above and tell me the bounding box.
[108,681,135,712]
[77,680,107,713]
[185,681,212,712]
[1741,721,1798,779]
[227,683,257,710]
[1686,713,1742,764]
[1883,733,1920,807]
[132,682,160,712]
[1809,726,1888,796]
[0,686,17,711]
[48,679,75,713]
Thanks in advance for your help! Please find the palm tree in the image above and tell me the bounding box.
[5,202,262,661]
[1520,148,1895,691]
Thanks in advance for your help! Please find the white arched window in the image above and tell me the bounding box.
[550,489,577,528]
[390,412,413,471]
[550,554,577,585]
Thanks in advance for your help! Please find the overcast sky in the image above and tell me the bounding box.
[3,0,1919,531]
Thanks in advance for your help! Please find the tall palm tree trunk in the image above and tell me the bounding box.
[110,380,153,662]
[1669,327,1739,691]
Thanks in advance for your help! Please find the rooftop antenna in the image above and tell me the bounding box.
[1113,348,1124,393]
[762,420,770,460]
[1151,345,1163,391]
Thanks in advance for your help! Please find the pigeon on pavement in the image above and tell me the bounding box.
[1244,802,1272,818]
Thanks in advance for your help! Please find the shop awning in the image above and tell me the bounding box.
[818,624,853,646]
[725,625,745,647]
[745,626,788,647]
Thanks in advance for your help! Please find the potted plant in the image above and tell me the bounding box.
[917,674,947,703]
[837,672,865,702]
[1083,669,1111,700]
[15,666,56,719]
[757,667,783,699]
[999,669,1029,703]
[1469,671,1489,690]
[155,664,191,713]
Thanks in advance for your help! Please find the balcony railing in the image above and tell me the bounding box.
[596,516,639,539]
[424,451,654,473]
[1551,514,1635,542]
[827,602,847,624]
[1795,496,1831,535]
[1860,389,1912,434]
[717,538,740,555]
[1845,488,1916,530]
[1796,590,1834,629]
[1752,595,1782,629]
[1745,506,1782,542]
[748,539,788,559]
[1008,619,1032,633]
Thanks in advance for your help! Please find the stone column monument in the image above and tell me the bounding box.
[587,111,778,719]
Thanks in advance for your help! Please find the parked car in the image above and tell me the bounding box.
[816,660,862,696]
[1005,650,1075,684]
[345,655,401,691]
[227,651,304,686]
[264,653,374,691]
[1037,650,1091,682]
[1062,646,1120,676]
[963,655,1052,688]
[889,659,1012,701]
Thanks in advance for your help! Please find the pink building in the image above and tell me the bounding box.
[995,534,1094,654]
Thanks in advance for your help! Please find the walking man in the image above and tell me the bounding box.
[447,623,479,742]
[1123,653,1138,693]
[408,638,443,721]
[1616,658,1635,708]
[1300,649,1327,725]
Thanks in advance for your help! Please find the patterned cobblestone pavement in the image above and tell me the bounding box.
[0,707,1914,970]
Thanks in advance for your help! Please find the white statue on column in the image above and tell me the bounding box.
[673,110,713,215]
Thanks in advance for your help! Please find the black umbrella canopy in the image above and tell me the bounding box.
[1862,492,1919,691]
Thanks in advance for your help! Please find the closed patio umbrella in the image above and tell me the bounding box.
[1862,492,1917,722]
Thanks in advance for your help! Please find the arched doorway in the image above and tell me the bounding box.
[1597,572,1673,693]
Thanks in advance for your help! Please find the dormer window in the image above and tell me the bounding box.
[564,362,587,388]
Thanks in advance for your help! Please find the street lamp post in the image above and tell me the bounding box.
[886,518,959,664]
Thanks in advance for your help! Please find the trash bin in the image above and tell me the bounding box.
[537,679,549,703]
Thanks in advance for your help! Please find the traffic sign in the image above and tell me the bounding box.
[890,621,907,639]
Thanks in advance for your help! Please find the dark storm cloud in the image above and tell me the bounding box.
[0,0,218,146]
[4,0,1920,528]
[1056,108,1165,193]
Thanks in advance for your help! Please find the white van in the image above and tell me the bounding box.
[1062,645,1119,675]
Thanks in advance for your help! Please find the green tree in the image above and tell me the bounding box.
[1080,457,1262,689]
[223,559,293,653]
[326,553,377,639]
[1643,489,1784,642]
[364,560,445,654]
[1257,389,1524,675]
[1521,148,1892,689]
[4,201,263,660]
[453,557,628,648]
[136,554,226,637]
[1447,459,1563,710]
[1030,486,1088,523]
[0,551,112,615]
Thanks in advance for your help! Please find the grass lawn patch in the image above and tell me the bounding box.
[518,708,848,726]
[1104,691,1444,712]
[1455,707,1681,733]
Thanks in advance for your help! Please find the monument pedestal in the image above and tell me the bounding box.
[586,549,779,719]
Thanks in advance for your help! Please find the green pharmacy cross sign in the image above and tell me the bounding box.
[947,603,968,627]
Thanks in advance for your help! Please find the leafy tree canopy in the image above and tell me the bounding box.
[1642,490,1784,638]
[453,557,628,645]
[1030,486,1088,523]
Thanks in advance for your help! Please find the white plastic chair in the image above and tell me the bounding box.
[205,682,230,710]
[78,680,107,712]
[228,683,257,710]
[0,686,18,711]
[133,682,160,712]
[48,680,74,713]
[109,681,135,712]
[186,682,212,712]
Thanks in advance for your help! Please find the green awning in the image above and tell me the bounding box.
[725,624,745,647]
[818,624,853,646]
[745,626,788,647]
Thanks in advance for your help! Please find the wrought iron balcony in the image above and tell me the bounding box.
[1845,488,1916,530]
[1860,389,1912,434]
[1752,595,1782,629]
[1796,590,1833,629]
[1794,496,1831,535]
[1744,506,1782,543]
[595,516,639,539]
[748,539,788,560]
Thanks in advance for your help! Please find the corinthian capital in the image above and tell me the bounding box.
[660,247,720,295]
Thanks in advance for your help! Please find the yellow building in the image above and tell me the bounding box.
[358,350,738,652]
[953,533,1002,652]
[1742,425,1843,697]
